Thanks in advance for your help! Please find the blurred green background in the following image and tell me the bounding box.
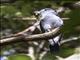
[0,0,80,60]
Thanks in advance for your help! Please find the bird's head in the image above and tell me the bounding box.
[33,11,40,19]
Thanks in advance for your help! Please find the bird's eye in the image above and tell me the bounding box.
[38,14,42,19]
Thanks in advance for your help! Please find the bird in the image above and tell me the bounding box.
[34,8,63,52]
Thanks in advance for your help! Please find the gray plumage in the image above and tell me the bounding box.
[36,8,63,52]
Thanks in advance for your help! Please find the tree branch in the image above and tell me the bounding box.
[61,36,80,44]
[13,21,40,36]
[56,1,80,14]
[0,27,60,44]
[13,17,69,21]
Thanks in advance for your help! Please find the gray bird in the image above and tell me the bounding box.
[34,8,63,52]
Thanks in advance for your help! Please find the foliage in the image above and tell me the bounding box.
[0,0,80,60]
[8,54,32,60]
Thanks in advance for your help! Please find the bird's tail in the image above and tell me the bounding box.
[48,33,63,52]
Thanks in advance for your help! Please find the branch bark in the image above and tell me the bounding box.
[56,1,80,14]
[12,17,69,21]
[61,36,80,44]
[13,21,40,36]
[0,27,60,44]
